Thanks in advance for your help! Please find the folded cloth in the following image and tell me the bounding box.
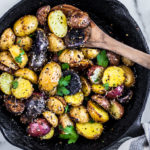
[107,122,150,150]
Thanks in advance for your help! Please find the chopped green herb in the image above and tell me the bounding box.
[17,40,21,44]
[65,105,69,113]
[15,49,25,63]
[89,118,95,123]
[12,80,18,89]
[59,125,79,144]
[61,63,69,70]
[29,34,34,38]
[57,50,63,56]
[97,50,109,67]
[94,78,99,83]
[103,83,109,90]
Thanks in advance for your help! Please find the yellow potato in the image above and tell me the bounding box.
[38,62,62,93]
[16,36,33,51]
[9,45,28,68]
[87,100,109,123]
[0,51,19,70]
[13,15,38,37]
[0,28,15,50]
[48,10,67,38]
[59,49,84,64]
[11,78,34,99]
[40,127,54,140]
[64,91,84,106]
[81,48,99,59]
[48,33,66,52]
[91,84,106,94]
[14,68,38,84]
[76,122,103,139]
[122,57,134,66]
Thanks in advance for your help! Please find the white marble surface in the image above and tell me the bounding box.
[0,0,150,150]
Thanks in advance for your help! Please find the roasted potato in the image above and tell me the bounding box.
[48,33,65,52]
[48,10,67,38]
[64,91,84,106]
[59,113,74,129]
[40,127,54,140]
[80,76,91,96]
[49,87,57,96]
[38,62,62,93]
[91,84,106,95]
[36,5,51,25]
[87,100,109,123]
[121,65,135,87]
[70,106,89,123]
[43,111,58,127]
[88,65,104,84]
[12,78,34,99]
[14,68,38,84]
[91,95,110,111]
[107,51,120,66]
[0,63,13,74]
[0,28,15,50]
[0,51,19,70]
[47,97,65,115]
[67,10,90,28]
[122,57,134,66]
[76,122,103,139]
[13,15,38,37]
[9,45,28,68]
[16,36,33,51]
[81,48,99,59]
[0,72,13,95]
[59,49,84,64]
[109,100,124,120]
[102,66,125,87]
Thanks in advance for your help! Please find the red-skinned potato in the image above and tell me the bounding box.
[27,118,51,137]
[107,51,120,66]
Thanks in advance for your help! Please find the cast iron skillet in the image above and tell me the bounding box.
[0,0,150,149]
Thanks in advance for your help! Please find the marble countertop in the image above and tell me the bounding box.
[0,0,150,150]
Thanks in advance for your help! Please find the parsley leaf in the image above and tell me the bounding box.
[59,126,79,144]
[12,80,18,89]
[65,105,69,113]
[97,50,109,67]
[15,49,25,63]
[103,83,109,90]
[57,50,63,56]
[17,40,21,44]
[61,63,69,70]
[59,75,71,87]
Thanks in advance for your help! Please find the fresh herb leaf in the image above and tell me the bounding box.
[97,50,109,67]
[29,34,34,38]
[89,118,95,123]
[57,50,63,56]
[103,83,109,90]
[59,75,71,87]
[61,63,69,70]
[94,78,99,83]
[17,40,21,44]
[59,126,79,144]
[12,80,18,89]
[15,49,25,63]
[65,105,69,113]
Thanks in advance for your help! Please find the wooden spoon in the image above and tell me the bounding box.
[53,4,150,69]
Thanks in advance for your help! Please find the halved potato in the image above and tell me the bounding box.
[122,57,134,66]
[76,122,103,139]
[40,127,54,140]
[81,48,99,59]
[0,51,19,70]
[0,28,15,50]
[0,72,13,95]
[87,100,109,123]
[80,76,91,96]
[48,10,67,38]
[91,84,106,95]
[9,45,28,68]
[64,91,84,106]
[14,68,38,84]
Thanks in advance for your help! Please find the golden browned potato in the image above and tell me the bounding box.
[14,68,38,84]
[48,33,66,52]
[76,122,103,139]
[0,28,15,50]
[0,63,13,74]
[9,45,28,68]
[0,51,19,70]
[43,111,58,127]
[81,48,99,59]
[91,84,106,95]
[55,96,67,107]
[109,100,124,120]
[38,62,62,93]
[80,76,91,96]
[47,97,65,115]
[70,106,89,123]
[64,91,84,106]
[122,57,134,66]
[0,72,13,95]
[48,10,67,38]
[59,113,74,129]
[59,49,84,64]
[87,100,109,123]
[40,127,54,140]
[11,78,34,99]
[121,65,135,87]
[16,36,33,51]
[13,15,38,37]
[49,87,57,96]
